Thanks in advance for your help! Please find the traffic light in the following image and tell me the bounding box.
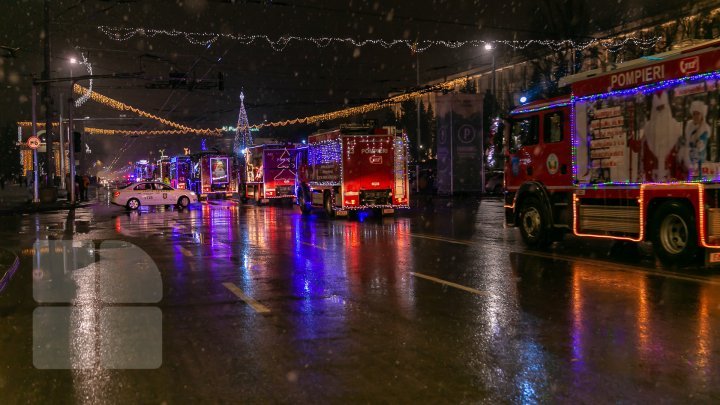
[73,131,82,153]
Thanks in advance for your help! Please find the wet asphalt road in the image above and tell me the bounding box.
[1,192,720,403]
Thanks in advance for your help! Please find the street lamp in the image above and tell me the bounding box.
[484,43,496,116]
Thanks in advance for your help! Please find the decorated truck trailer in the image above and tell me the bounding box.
[504,40,720,265]
[243,144,300,204]
[295,125,410,217]
[171,152,237,199]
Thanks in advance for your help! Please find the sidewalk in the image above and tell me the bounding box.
[0,183,91,215]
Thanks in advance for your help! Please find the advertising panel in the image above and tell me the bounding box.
[210,157,229,184]
[436,93,484,194]
[575,78,720,184]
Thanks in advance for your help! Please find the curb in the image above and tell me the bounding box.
[0,202,92,216]
[0,252,20,294]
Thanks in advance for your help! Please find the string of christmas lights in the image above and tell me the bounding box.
[72,83,222,135]
[98,25,661,53]
[75,53,93,107]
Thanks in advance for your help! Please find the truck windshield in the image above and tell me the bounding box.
[509,116,539,153]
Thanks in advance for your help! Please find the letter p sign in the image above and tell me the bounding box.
[32,240,162,369]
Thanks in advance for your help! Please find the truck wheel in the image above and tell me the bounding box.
[298,188,311,215]
[126,198,140,211]
[518,196,550,248]
[651,201,700,265]
[254,188,263,206]
[323,191,335,218]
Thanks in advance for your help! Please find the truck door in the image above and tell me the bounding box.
[537,110,573,189]
[506,114,539,191]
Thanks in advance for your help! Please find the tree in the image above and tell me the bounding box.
[399,98,419,160]
[382,107,399,127]
[525,0,593,99]
[233,92,252,157]
[0,126,22,189]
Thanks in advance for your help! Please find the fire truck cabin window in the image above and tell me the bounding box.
[509,116,538,153]
[544,112,563,143]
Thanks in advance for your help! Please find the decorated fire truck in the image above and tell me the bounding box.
[171,151,237,199]
[242,144,300,204]
[295,125,410,217]
[504,40,720,265]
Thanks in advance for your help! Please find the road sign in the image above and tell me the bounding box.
[27,136,41,149]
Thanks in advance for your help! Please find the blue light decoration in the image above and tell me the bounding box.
[201,138,208,151]
[571,69,720,188]
[519,96,528,104]
[512,100,571,115]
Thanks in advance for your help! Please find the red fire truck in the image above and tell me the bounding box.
[183,151,238,200]
[242,144,300,204]
[504,40,720,265]
[295,125,410,217]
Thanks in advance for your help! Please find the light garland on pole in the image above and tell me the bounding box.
[98,25,661,53]
[75,53,93,107]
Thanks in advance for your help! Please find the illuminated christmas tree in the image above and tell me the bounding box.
[233,92,253,157]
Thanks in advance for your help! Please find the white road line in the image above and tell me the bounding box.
[406,233,474,246]
[178,246,193,257]
[298,241,327,250]
[407,233,720,286]
[410,272,488,296]
[222,282,271,314]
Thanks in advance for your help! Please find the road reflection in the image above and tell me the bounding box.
[512,253,720,399]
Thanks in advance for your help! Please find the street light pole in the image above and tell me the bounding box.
[31,83,39,203]
[68,86,76,205]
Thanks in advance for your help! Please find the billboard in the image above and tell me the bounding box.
[436,93,484,195]
[575,79,719,184]
[210,157,229,184]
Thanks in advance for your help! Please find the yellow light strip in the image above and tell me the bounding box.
[72,84,222,135]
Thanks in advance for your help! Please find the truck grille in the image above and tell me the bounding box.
[360,189,391,206]
[275,185,294,196]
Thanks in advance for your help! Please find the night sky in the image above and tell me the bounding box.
[0,0,702,166]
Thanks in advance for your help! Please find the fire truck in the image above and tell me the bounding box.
[242,144,300,204]
[504,40,720,265]
[295,125,410,217]
[172,151,237,199]
[169,155,191,190]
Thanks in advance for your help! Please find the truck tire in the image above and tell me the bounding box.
[254,187,263,206]
[323,191,335,218]
[518,196,550,248]
[651,201,700,265]
[298,188,311,215]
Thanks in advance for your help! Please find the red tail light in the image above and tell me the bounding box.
[113,191,120,198]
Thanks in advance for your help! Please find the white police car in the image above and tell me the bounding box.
[111,181,198,210]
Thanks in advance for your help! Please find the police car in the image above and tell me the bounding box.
[111,181,198,210]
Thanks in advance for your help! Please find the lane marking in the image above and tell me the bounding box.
[407,232,720,286]
[410,272,488,296]
[406,232,474,246]
[222,282,271,314]
[298,241,327,250]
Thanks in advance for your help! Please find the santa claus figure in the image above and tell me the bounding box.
[632,92,682,181]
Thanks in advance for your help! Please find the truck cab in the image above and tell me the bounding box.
[504,97,574,243]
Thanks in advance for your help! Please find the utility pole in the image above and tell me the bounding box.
[416,45,422,162]
[42,0,54,187]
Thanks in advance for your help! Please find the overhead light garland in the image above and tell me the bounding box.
[98,25,661,53]
[72,83,222,135]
